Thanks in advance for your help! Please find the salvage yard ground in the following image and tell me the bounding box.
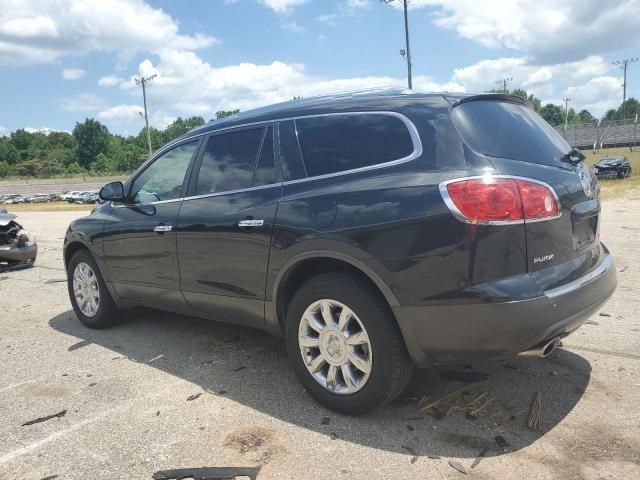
[0,198,639,479]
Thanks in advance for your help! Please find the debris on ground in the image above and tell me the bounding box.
[40,475,59,480]
[321,416,331,425]
[599,312,612,317]
[406,424,414,431]
[186,393,202,401]
[501,363,518,370]
[586,320,600,325]
[233,366,247,372]
[22,410,67,426]
[495,435,510,448]
[67,340,92,351]
[419,384,474,413]
[527,391,542,432]
[448,460,468,474]
[428,454,441,459]
[152,467,260,480]
[401,445,419,464]
[471,447,489,469]
[44,278,66,284]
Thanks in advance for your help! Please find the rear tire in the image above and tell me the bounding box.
[285,272,414,415]
[67,249,120,329]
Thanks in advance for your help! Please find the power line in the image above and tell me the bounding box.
[612,58,638,120]
[494,77,513,94]
[135,74,157,158]
[381,0,412,90]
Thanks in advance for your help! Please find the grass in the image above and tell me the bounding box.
[3,202,95,212]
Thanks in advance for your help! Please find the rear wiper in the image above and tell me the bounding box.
[560,147,585,164]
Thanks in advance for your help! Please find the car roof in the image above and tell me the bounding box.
[177,89,528,142]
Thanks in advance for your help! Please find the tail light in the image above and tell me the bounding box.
[440,176,560,224]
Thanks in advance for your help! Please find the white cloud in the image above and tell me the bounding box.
[394,0,640,63]
[23,127,70,135]
[452,55,622,116]
[347,0,370,8]
[281,20,305,32]
[98,104,143,122]
[259,0,308,13]
[62,68,85,80]
[0,0,217,66]
[98,75,125,87]
[317,13,338,25]
[0,125,7,136]
[60,93,106,112]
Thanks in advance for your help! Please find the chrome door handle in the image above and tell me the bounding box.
[238,219,264,228]
[153,225,173,232]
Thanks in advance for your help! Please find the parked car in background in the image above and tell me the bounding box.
[60,191,80,201]
[0,210,37,270]
[26,193,53,203]
[594,156,631,179]
[64,91,616,415]
[74,192,99,204]
[3,194,25,204]
[1,194,21,204]
[68,191,88,203]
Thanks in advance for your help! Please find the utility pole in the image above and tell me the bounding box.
[563,97,571,131]
[494,77,513,94]
[612,58,638,121]
[381,0,412,90]
[135,74,157,158]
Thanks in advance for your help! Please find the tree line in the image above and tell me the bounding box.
[489,88,639,127]
[0,110,239,178]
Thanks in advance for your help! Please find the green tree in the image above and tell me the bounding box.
[0,138,20,164]
[9,129,32,151]
[540,104,564,127]
[73,119,110,169]
[215,109,240,120]
[162,116,205,143]
[0,160,10,177]
[578,109,595,123]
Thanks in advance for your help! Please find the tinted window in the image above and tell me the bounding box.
[130,141,198,204]
[451,100,572,166]
[195,128,265,195]
[295,114,414,177]
[278,120,307,181]
[253,126,278,186]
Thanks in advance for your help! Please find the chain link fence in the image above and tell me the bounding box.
[556,118,640,149]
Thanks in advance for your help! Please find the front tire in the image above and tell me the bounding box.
[285,272,414,415]
[67,249,120,329]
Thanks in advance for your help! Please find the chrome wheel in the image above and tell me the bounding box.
[72,262,100,318]
[298,299,373,395]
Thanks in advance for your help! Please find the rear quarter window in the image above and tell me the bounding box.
[450,100,571,166]
[295,113,414,177]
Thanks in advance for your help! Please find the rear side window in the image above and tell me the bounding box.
[195,128,265,195]
[295,114,414,177]
[450,100,571,166]
[253,126,278,186]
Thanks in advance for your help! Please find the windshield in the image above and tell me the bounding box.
[451,100,573,167]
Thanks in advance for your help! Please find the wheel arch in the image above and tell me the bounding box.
[271,251,399,332]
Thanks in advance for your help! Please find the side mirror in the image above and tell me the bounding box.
[99,181,125,202]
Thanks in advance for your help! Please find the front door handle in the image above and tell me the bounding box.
[153,225,173,233]
[238,219,264,228]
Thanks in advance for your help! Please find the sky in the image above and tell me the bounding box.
[0,0,639,136]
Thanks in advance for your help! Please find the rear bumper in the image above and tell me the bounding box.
[393,253,617,367]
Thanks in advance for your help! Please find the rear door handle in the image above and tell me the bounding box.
[238,219,264,228]
[153,225,173,233]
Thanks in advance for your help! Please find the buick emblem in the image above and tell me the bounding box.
[577,163,593,198]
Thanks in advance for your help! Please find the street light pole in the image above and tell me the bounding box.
[135,74,157,158]
[563,97,571,131]
[613,58,638,121]
[381,0,412,90]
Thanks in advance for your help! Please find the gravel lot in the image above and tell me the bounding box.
[0,200,639,480]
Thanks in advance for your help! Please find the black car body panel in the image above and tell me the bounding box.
[64,90,616,367]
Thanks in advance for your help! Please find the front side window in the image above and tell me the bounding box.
[129,141,198,204]
[295,114,414,177]
[195,128,265,195]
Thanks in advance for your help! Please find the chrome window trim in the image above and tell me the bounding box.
[121,111,422,206]
[545,254,613,299]
[438,174,562,226]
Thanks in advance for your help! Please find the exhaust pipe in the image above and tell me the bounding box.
[518,336,562,358]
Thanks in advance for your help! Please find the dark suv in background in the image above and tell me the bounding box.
[64,90,616,415]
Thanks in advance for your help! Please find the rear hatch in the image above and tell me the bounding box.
[449,95,603,288]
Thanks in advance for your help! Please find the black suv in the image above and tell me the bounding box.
[64,91,616,415]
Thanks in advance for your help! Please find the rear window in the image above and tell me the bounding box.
[450,100,572,166]
[295,114,414,177]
